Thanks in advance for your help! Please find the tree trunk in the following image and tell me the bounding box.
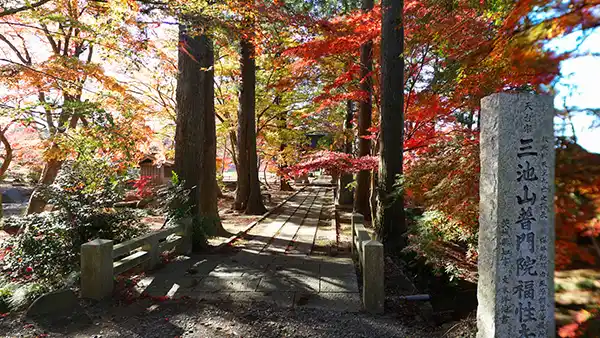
[263,160,272,190]
[376,0,406,252]
[0,128,13,177]
[234,38,266,214]
[241,39,267,215]
[26,158,61,214]
[233,79,249,210]
[338,100,354,205]
[355,0,374,220]
[175,25,225,237]
[276,113,294,192]
[27,115,78,214]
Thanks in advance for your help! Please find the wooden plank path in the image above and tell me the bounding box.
[137,186,361,312]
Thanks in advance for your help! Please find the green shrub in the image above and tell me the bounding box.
[0,159,148,310]
[156,173,209,250]
[405,210,478,281]
[577,279,599,291]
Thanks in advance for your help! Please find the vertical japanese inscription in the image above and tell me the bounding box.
[514,107,540,336]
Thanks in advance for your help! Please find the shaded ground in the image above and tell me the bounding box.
[2,183,411,337]
[0,297,436,338]
[131,187,362,312]
[5,178,598,337]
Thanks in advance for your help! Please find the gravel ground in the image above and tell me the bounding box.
[1,298,438,338]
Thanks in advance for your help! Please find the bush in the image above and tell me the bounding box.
[0,159,148,310]
[155,173,208,250]
[405,210,478,281]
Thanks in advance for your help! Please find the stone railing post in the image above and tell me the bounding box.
[81,239,114,300]
[177,217,193,255]
[363,240,384,314]
[143,235,160,270]
[351,213,364,256]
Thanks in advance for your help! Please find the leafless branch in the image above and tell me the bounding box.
[0,0,52,17]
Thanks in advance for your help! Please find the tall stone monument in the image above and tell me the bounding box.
[477,93,555,338]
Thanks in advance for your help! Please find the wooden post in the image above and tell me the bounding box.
[81,239,114,300]
[363,239,384,314]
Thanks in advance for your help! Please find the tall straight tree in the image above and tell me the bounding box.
[175,24,225,237]
[337,0,358,206]
[338,100,355,205]
[376,0,406,251]
[234,33,267,215]
[354,0,374,219]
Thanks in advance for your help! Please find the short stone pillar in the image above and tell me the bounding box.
[351,213,364,255]
[178,217,193,255]
[362,240,384,314]
[81,239,114,300]
[143,235,160,270]
[477,93,555,338]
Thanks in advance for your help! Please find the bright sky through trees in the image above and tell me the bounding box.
[550,28,600,153]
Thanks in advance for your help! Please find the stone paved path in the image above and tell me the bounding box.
[138,186,361,312]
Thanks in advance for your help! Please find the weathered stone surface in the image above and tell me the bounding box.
[294,292,361,313]
[195,276,261,292]
[320,276,359,293]
[477,93,555,338]
[26,289,79,318]
[115,187,362,313]
[362,240,384,314]
[257,274,320,292]
[228,291,295,308]
[80,239,114,300]
[320,259,356,277]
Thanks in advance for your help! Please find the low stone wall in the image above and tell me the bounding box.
[80,218,192,300]
[351,213,385,314]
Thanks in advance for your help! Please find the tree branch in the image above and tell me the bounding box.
[0,0,52,17]
[0,32,30,64]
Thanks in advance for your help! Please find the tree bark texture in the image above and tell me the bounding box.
[241,39,267,214]
[27,115,79,214]
[0,128,13,178]
[355,0,374,220]
[174,27,224,236]
[338,100,354,205]
[376,0,407,251]
[234,38,267,214]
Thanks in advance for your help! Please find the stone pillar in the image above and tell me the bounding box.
[81,239,114,300]
[143,235,160,270]
[337,174,354,206]
[178,217,193,255]
[477,93,555,338]
[351,213,364,256]
[362,240,384,314]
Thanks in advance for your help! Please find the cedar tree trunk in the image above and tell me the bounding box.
[355,0,374,220]
[234,38,266,214]
[376,0,406,251]
[338,100,354,205]
[175,26,225,236]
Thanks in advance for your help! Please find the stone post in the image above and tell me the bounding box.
[477,93,555,338]
[143,235,160,270]
[81,239,114,300]
[362,240,385,314]
[351,213,364,256]
[178,217,193,255]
